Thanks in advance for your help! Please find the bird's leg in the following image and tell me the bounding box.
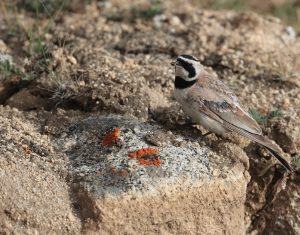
[183,117,197,126]
[202,131,213,137]
[173,122,196,131]
[202,131,223,139]
[179,122,197,128]
[175,117,197,130]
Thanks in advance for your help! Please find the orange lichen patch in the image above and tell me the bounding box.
[128,147,158,159]
[118,169,129,177]
[22,144,32,156]
[128,147,161,166]
[110,165,117,173]
[138,157,161,166]
[109,165,129,177]
[101,128,121,146]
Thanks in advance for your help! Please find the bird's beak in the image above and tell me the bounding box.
[170,61,176,66]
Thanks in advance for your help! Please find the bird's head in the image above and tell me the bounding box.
[171,54,202,81]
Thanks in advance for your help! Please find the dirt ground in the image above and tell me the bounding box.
[0,0,300,234]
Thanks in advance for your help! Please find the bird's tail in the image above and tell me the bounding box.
[224,122,293,172]
[265,147,293,172]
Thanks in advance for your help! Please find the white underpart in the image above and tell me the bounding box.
[174,88,228,135]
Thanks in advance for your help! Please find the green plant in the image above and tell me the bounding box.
[27,28,48,56]
[0,60,22,79]
[24,25,52,73]
[21,0,67,72]
[273,70,298,82]
[292,154,300,167]
[105,12,124,21]
[18,0,67,56]
[131,0,163,20]
[209,0,247,11]
[272,1,299,28]
[249,109,283,126]
[18,0,68,17]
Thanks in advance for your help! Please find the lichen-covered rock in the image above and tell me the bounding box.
[54,115,249,234]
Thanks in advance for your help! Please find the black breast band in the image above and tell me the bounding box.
[175,76,196,89]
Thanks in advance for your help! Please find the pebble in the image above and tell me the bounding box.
[169,16,181,26]
[153,14,167,28]
[0,40,10,53]
[213,169,221,177]
[67,55,77,65]
[281,26,296,43]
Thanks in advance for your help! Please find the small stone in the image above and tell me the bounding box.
[153,14,167,28]
[282,97,290,107]
[78,80,85,86]
[0,40,10,53]
[281,26,296,43]
[169,16,181,26]
[67,55,77,65]
[213,169,221,177]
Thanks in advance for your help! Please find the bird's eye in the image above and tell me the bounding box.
[176,59,184,66]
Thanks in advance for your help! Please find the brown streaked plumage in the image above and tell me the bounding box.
[172,54,293,172]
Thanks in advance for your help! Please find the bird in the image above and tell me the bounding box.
[171,54,293,172]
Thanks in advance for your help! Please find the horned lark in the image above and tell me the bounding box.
[171,54,293,172]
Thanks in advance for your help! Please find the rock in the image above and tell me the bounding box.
[67,55,78,65]
[0,40,10,53]
[281,26,296,43]
[153,14,167,28]
[54,115,249,234]
[0,52,12,64]
[169,16,182,26]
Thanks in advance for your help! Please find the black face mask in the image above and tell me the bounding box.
[176,58,196,78]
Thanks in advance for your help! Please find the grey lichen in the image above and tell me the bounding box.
[55,115,211,197]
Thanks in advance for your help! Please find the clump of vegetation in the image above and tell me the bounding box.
[26,29,48,57]
[249,109,283,126]
[106,0,163,22]
[131,0,163,20]
[292,154,300,168]
[272,0,300,32]
[20,0,66,72]
[209,0,247,11]
[21,24,52,74]
[46,69,80,106]
[273,69,298,82]
[17,0,68,17]
[0,60,23,80]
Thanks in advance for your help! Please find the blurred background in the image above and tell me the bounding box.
[1,0,300,32]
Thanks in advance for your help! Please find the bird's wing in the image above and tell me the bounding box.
[188,74,292,171]
[189,72,262,135]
